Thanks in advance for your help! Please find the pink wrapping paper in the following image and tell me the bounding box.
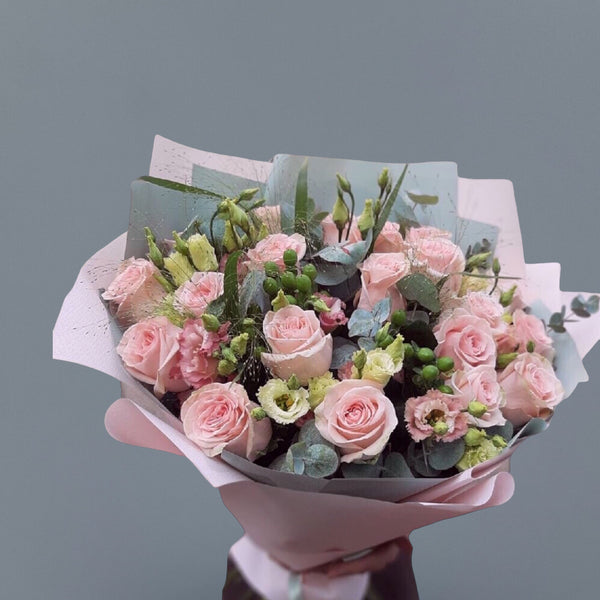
[54,136,600,600]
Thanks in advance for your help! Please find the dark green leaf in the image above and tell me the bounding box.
[314,260,358,286]
[371,163,409,244]
[397,273,441,313]
[331,339,359,369]
[341,461,383,478]
[406,191,439,205]
[223,250,242,321]
[401,320,438,349]
[486,421,514,441]
[382,453,413,478]
[428,439,465,471]
[138,175,225,199]
[571,295,591,318]
[294,159,309,234]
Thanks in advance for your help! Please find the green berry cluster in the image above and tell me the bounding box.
[262,250,319,308]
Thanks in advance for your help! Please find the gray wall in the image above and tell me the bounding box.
[2,1,599,598]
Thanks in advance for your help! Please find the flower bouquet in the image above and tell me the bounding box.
[54,136,600,600]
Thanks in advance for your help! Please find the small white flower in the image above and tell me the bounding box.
[257,379,310,425]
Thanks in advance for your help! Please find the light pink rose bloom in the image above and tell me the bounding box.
[373,221,404,253]
[102,258,167,327]
[434,309,497,370]
[173,271,224,317]
[408,236,465,293]
[511,309,554,360]
[404,226,452,244]
[405,389,469,443]
[321,214,362,246]
[253,205,281,234]
[261,305,333,384]
[314,380,398,463]
[357,252,410,312]
[178,320,229,389]
[498,352,564,427]
[246,233,306,270]
[451,366,506,427]
[315,293,348,333]
[450,291,508,336]
[117,316,187,397]
[337,360,354,380]
[181,382,271,461]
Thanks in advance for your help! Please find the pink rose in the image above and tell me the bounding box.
[407,236,465,293]
[261,305,333,384]
[373,221,404,253]
[404,226,452,244]
[173,271,224,317]
[356,252,410,312]
[253,205,281,234]
[434,309,497,370]
[178,320,229,389]
[321,215,362,246]
[315,293,348,333]
[117,316,187,397]
[498,352,564,427]
[102,258,167,327]
[511,309,554,360]
[181,382,272,461]
[405,389,469,443]
[451,366,506,427]
[314,380,398,463]
[246,233,306,270]
[451,291,508,336]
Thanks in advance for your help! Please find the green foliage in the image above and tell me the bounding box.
[382,453,414,478]
[331,339,360,369]
[347,298,391,338]
[285,441,339,478]
[427,439,465,471]
[371,163,409,248]
[397,273,441,313]
[406,191,439,205]
[223,251,242,321]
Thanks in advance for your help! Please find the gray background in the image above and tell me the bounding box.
[2,1,599,598]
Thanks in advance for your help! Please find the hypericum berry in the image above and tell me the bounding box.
[416,347,435,363]
[437,384,454,394]
[391,310,407,328]
[295,274,312,293]
[280,271,297,292]
[436,356,455,372]
[263,277,279,297]
[264,261,280,278]
[421,365,440,381]
[283,249,298,268]
[302,263,318,281]
[403,343,415,359]
[284,294,297,305]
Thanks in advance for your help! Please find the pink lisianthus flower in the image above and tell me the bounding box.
[451,366,506,427]
[102,258,167,327]
[245,233,306,270]
[321,215,362,246]
[373,221,404,253]
[181,382,272,461]
[314,293,348,333]
[405,389,469,443]
[117,316,187,397]
[173,271,224,317]
[356,252,410,313]
[434,308,497,370]
[177,319,230,389]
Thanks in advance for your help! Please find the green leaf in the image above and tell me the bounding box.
[428,439,465,471]
[397,273,441,313]
[371,163,409,245]
[571,295,591,318]
[205,296,226,320]
[239,270,267,316]
[548,310,566,333]
[294,159,309,234]
[298,420,333,448]
[406,191,439,205]
[486,421,514,441]
[585,295,600,314]
[314,260,358,286]
[358,337,377,351]
[348,309,377,338]
[341,461,383,478]
[138,175,226,199]
[407,443,441,477]
[331,339,359,369]
[304,444,340,478]
[382,453,413,478]
[223,250,242,321]
[372,298,391,324]
[286,441,308,475]
[401,320,438,349]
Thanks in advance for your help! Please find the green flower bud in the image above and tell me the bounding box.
[201,313,221,332]
[526,340,535,353]
[263,277,280,297]
[285,294,297,305]
[391,310,407,328]
[172,231,189,256]
[432,421,449,436]
[497,352,519,369]
[499,285,517,308]
[332,194,349,231]
[378,167,389,191]
[251,407,268,421]
[336,173,351,193]
[283,249,298,268]
[296,274,312,294]
[302,263,318,281]
[465,251,492,271]
[264,261,280,278]
[164,251,195,286]
[374,323,391,345]
[403,343,415,360]
[153,272,174,293]
[374,198,382,215]
[188,234,218,271]
[492,435,508,449]
[280,271,297,292]
[241,317,256,334]
[437,384,454,394]
[223,220,241,253]
[217,359,237,376]
[145,227,164,269]
[287,374,301,391]
[464,428,487,447]
[226,199,250,232]
[310,297,330,313]
[230,333,249,358]
[238,187,260,202]
[422,364,439,381]
[385,334,406,368]
[308,372,337,409]
[221,347,238,364]
[271,290,290,311]
[353,349,368,371]
[380,335,394,349]
[493,257,501,276]
[357,199,375,236]
[468,401,488,418]
[417,347,435,363]
[436,356,455,372]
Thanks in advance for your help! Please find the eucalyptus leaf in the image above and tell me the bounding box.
[407,442,442,477]
[317,245,358,266]
[406,191,439,205]
[585,295,599,314]
[372,298,392,324]
[304,444,340,478]
[298,420,333,448]
[428,439,465,471]
[270,454,291,472]
[286,442,308,475]
[348,309,377,338]
[331,339,359,369]
[341,462,383,479]
[397,273,441,313]
[358,337,377,351]
[486,421,514,441]
[239,270,267,316]
[571,295,591,318]
[382,453,413,478]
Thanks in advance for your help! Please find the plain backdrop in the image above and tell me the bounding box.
[2,1,599,598]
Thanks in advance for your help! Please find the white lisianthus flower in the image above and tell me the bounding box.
[257,379,311,425]
[354,349,397,386]
[308,372,339,409]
